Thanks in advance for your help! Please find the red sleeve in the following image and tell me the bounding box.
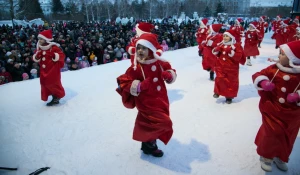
[52,45,65,68]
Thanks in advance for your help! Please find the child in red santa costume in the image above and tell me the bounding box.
[202,24,223,81]
[195,18,208,56]
[252,40,300,172]
[256,16,268,48]
[126,22,163,64]
[33,30,65,106]
[244,22,262,66]
[212,29,246,104]
[116,33,176,157]
[230,18,244,44]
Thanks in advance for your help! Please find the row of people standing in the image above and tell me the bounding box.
[195,17,300,173]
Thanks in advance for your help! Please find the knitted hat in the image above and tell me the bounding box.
[37,30,53,42]
[200,18,208,28]
[30,68,37,74]
[134,33,166,70]
[22,73,29,79]
[279,40,300,68]
[210,24,223,33]
[135,22,154,37]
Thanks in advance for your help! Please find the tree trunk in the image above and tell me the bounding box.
[9,0,15,28]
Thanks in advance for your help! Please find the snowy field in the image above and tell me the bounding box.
[0,32,299,175]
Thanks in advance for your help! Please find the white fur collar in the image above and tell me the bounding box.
[38,42,60,51]
[276,63,300,74]
[137,57,158,64]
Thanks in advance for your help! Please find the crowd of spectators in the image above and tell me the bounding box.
[0,17,255,85]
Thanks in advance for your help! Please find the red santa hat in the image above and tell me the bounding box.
[200,18,208,28]
[279,41,300,68]
[133,33,166,70]
[249,22,259,31]
[223,29,238,44]
[235,18,243,25]
[135,22,155,37]
[37,30,53,42]
[209,24,223,33]
[276,15,281,19]
[260,16,266,21]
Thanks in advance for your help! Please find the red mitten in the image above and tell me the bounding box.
[139,78,151,92]
[35,51,43,59]
[48,51,55,58]
[225,46,233,53]
[162,71,173,81]
[214,46,221,52]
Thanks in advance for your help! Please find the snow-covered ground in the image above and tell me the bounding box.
[0,32,299,175]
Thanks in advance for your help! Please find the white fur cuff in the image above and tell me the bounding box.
[166,70,177,84]
[52,53,59,62]
[130,80,140,96]
[228,50,235,57]
[207,40,213,46]
[32,54,40,62]
[253,75,269,90]
[212,48,219,55]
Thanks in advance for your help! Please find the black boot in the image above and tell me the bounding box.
[46,96,60,106]
[141,140,164,157]
[258,42,261,48]
[213,93,219,98]
[275,46,279,49]
[209,71,214,81]
[225,98,232,104]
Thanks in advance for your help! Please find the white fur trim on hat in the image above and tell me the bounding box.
[52,53,59,62]
[224,32,235,40]
[128,46,135,55]
[209,25,215,33]
[200,20,207,29]
[135,24,149,37]
[280,44,300,68]
[253,75,269,90]
[38,34,53,42]
[133,39,168,70]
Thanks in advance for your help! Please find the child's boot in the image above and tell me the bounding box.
[260,156,273,172]
[273,157,288,172]
[141,140,164,157]
[210,71,214,81]
[47,95,60,106]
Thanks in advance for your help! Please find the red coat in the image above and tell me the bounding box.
[116,59,176,144]
[244,30,262,57]
[202,34,223,71]
[256,21,268,39]
[230,25,244,43]
[33,44,65,101]
[288,23,299,42]
[195,27,208,53]
[252,63,300,162]
[213,43,245,98]
[272,20,281,31]
[275,27,290,46]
